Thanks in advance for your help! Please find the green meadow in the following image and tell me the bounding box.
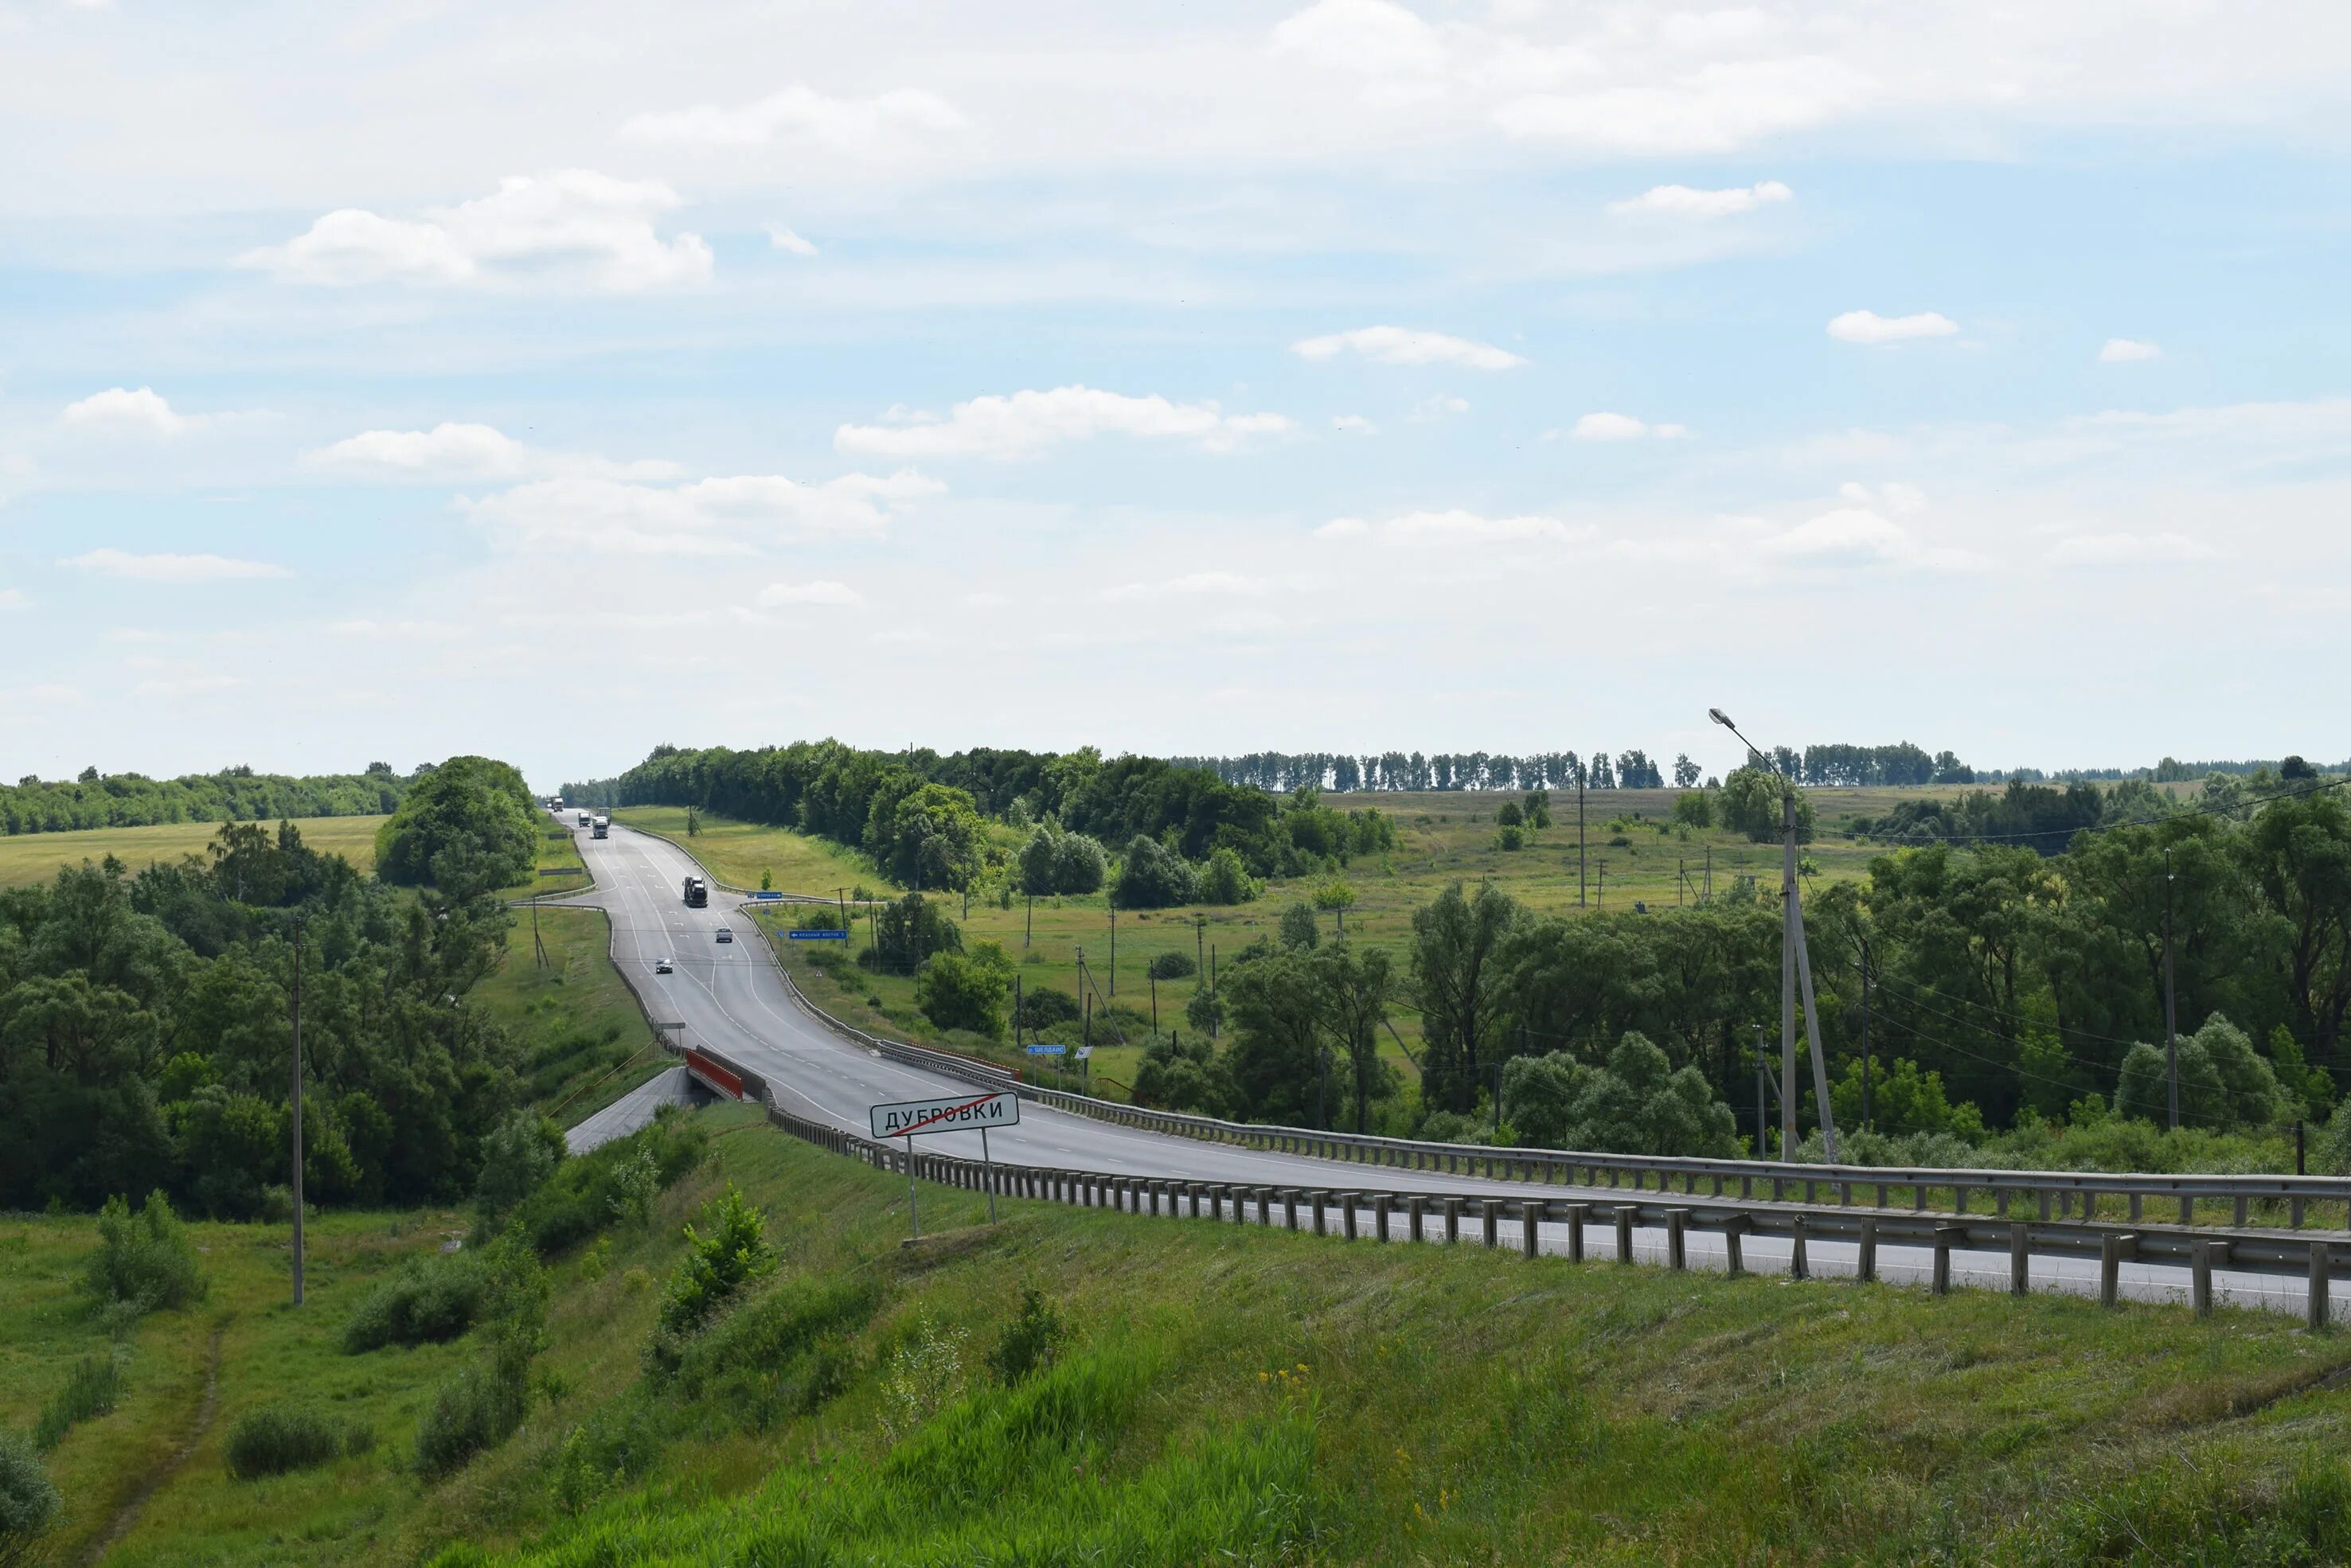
[0,814,389,887]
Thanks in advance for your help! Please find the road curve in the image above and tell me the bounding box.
[551,812,2342,1320]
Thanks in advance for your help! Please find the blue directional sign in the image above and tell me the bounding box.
[752,891,783,900]
[786,929,849,941]
[1025,1043,1067,1056]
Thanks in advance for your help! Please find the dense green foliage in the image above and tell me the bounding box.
[913,945,1013,1039]
[224,1405,367,1480]
[80,1190,208,1313]
[507,1114,705,1254]
[0,1430,61,1564]
[1170,741,1980,790]
[1500,1033,1741,1156]
[413,1232,549,1476]
[1,761,540,1215]
[374,755,538,899]
[342,1251,497,1352]
[859,892,963,976]
[0,763,410,837]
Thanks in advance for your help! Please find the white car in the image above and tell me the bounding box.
[716,928,734,943]
[654,957,674,973]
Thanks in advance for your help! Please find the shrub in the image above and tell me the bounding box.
[474,1110,564,1223]
[33,1355,122,1451]
[0,1432,60,1563]
[510,1116,705,1254]
[877,1316,968,1444]
[342,1252,493,1353]
[986,1288,1070,1387]
[672,1274,881,1432]
[860,893,963,976]
[415,1355,530,1478]
[225,1404,355,1480]
[914,949,1011,1039]
[1276,903,1319,952]
[1146,950,1196,981]
[1013,985,1080,1033]
[658,1185,775,1340]
[1197,847,1258,905]
[551,1401,662,1515]
[1112,837,1196,909]
[82,1190,207,1314]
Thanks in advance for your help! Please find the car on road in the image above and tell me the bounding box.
[716,928,733,942]
[654,957,674,973]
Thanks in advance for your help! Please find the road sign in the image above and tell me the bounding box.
[1025,1043,1066,1056]
[751,891,783,900]
[537,868,581,876]
[869,1090,1021,1139]
[787,929,849,941]
[1076,1046,1093,1061]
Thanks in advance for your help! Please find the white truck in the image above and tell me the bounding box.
[576,811,591,828]
[592,816,609,839]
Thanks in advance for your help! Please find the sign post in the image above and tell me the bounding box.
[867,1090,1021,1242]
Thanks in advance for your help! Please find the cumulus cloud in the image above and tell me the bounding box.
[1569,412,1688,441]
[1291,325,1525,369]
[1331,414,1376,433]
[1408,395,1470,423]
[767,224,818,255]
[1608,180,1792,218]
[461,470,941,554]
[306,423,681,483]
[1103,571,1267,600]
[619,84,963,152]
[2047,532,2216,566]
[61,548,293,582]
[2099,337,2162,362]
[0,588,28,610]
[61,386,191,436]
[1322,509,1588,544]
[834,386,1292,460]
[756,579,865,606]
[1754,483,1982,571]
[1827,310,1959,344]
[241,171,712,291]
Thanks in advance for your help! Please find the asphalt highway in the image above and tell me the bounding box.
[545,813,2343,1320]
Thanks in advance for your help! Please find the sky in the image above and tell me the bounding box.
[5,0,2351,793]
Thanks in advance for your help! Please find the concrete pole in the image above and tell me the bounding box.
[1781,791,1799,1152]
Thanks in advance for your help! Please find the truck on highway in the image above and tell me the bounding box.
[682,875,708,908]
[592,816,609,839]
[548,795,563,811]
[576,810,591,828]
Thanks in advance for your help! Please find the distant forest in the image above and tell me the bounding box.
[1170,748,2347,793]
[0,764,414,836]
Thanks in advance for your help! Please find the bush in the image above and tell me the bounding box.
[342,1252,494,1353]
[860,893,963,977]
[671,1274,881,1432]
[82,1190,207,1314]
[551,1400,662,1514]
[1112,837,1196,909]
[1013,985,1080,1033]
[987,1288,1070,1387]
[658,1186,775,1340]
[415,1355,530,1478]
[1197,847,1257,905]
[1276,903,1319,952]
[0,1432,61,1562]
[1146,950,1196,981]
[915,949,1011,1039]
[474,1110,564,1223]
[510,1116,705,1254]
[225,1404,361,1480]
[791,904,848,933]
[33,1354,122,1451]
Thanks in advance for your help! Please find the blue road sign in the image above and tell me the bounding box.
[1025,1043,1067,1055]
[752,891,783,900]
[786,929,849,941]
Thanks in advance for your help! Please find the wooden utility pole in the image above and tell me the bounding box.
[1579,779,1588,907]
[289,919,305,1308]
[2164,847,2179,1130]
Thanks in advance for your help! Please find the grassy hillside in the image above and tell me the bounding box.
[471,905,670,1127]
[0,814,387,887]
[611,805,895,896]
[12,1105,2351,1564]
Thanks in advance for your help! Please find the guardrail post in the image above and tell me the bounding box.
[1789,1215,1809,1281]
[2099,1232,2135,1309]
[1722,1215,1746,1277]
[1564,1203,1588,1262]
[2293,1196,2306,1229]
[1312,1191,1329,1236]
[1254,1188,1270,1226]
[2178,1194,2193,1226]
[2193,1242,2215,1318]
[2038,1188,2051,1223]
[1522,1202,1541,1259]
[1614,1207,1634,1264]
[1375,1194,1392,1242]
[1283,1190,1299,1231]
[1405,1195,1423,1242]
[1231,1184,1249,1225]
[1481,1200,1500,1250]
[1953,1184,1967,1217]
[1443,1197,1463,1243]
[1932,1225,1964,1295]
[1666,1208,1689,1270]
[2310,1240,2331,1332]
[1857,1216,1877,1284]
[1995,1188,2009,1218]
[2128,1192,2142,1223]
[2010,1223,2029,1297]
[2234,1196,2249,1227]
[1341,1194,1360,1242]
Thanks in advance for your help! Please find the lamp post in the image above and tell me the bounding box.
[1710,708,1839,1163]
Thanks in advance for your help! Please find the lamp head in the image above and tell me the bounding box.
[1708,708,1734,729]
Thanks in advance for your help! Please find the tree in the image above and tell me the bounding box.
[1827,1057,1984,1140]
[475,1110,564,1222]
[1672,754,1701,789]
[1499,1052,1590,1146]
[2116,1039,2224,1129]
[1536,1032,1739,1156]
[1495,800,1524,829]
[374,756,537,899]
[1717,766,1813,844]
[862,894,963,976]
[1277,903,1320,952]
[1671,790,1712,829]
[1311,942,1397,1133]
[1113,837,1196,909]
[1410,883,1521,1114]
[1131,1032,1231,1115]
[1521,790,1552,829]
[1220,950,1325,1126]
[685,808,701,837]
[1196,847,1256,905]
[915,946,1012,1039]
[2241,793,2351,1060]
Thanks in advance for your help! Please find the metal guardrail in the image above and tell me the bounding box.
[670,1036,2347,1327]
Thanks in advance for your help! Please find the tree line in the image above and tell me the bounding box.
[0,763,416,837]
[0,755,545,1213]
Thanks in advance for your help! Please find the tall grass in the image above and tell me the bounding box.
[32,1355,121,1450]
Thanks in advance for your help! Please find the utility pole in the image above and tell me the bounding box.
[1108,905,1116,998]
[1013,975,1023,1051]
[2164,847,2179,1131]
[1755,1023,1768,1156]
[289,919,306,1308]
[1025,891,1033,948]
[1578,778,1588,907]
[1857,933,1873,1133]
[1150,972,1158,1035]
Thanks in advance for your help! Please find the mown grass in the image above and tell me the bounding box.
[0,813,387,887]
[611,805,900,896]
[14,1102,2351,1564]
[471,905,668,1128]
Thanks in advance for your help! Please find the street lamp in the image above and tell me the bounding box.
[1711,708,1840,1163]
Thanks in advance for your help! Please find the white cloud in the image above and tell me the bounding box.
[306,423,681,483]
[330,618,461,639]
[1326,509,1587,544]
[1103,571,1267,599]
[963,591,1010,607]
[1755,484,1982,571]
[1408,395,1470,423]
[462,470,941,554]
[2048,532,2216,566]
[834,386,1292,460]
[60,548,293,582]
[619,84,963,152]
[767,224,819,255]
[756,579,865,607]
[1292,326,1525,369]
[61,386,190,436]
[1608,180,1792,218]
[1827,310,1959,344]
[0,588,28,610]
[242,171,712,292]
[131,672,247,698]
[1570,412,1688,441]
[1331,414,1376,433]
[2099,337,2162,362]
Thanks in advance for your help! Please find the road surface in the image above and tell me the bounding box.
[545,813,2341,1320]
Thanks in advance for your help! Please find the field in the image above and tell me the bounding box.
[673,790,1968,1098]
[0,814,389,887]
[14,1102,2351,1563]
[470,905,670,1128]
